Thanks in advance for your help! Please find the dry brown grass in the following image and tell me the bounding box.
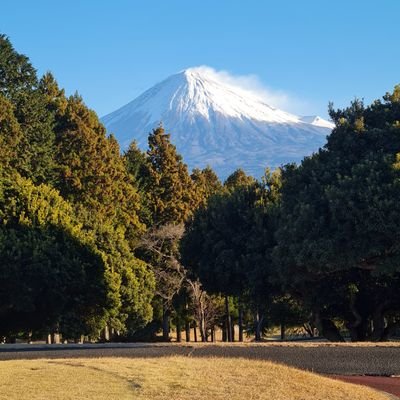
[0,356,391,400]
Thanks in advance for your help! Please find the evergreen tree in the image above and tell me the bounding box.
[191,166,223,208]
[224,168,255,191]
[0,35,56,184]
[134,126,198,341]
[0,95,22,169]
[124,141,153,226]
[0,171,110,338]
[38,63,155,334]
[48,93,143,237]
[275,86,400,341]
[182,177,279,341]
[0,35,155,339]
[146,125,196,225]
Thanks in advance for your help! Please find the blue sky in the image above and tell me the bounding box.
[1,0,399,119]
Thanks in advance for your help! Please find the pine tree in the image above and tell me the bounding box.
[191,166,223,208]
[124,141,153,226]
[146,125,196,225]
[224,168,255,191]
[0,35,56,184]
[0,35,155,338]
[0,171,110,338]
[0,95,22,169]
[136,125,198,341]
[50,93,143,235]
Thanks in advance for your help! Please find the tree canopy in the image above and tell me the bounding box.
[274,86,400,341]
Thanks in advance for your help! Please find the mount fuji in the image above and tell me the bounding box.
[101,67,334,179]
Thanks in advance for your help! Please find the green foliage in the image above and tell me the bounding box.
[275,86,400,341]
[0,172,109,337]
[53,94,143,234]
[146,126,196,225]
[84,216,154,332]
[224,168,256,191]
[5,32,400,343]
[0,34,36,98]
[0,36,155,339]
[124,141,153,226]
[0,34,56,184]
[0,95,22,169]
[191,166,223,208]
[182,180,277,304]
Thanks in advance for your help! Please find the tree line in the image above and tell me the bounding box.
[1,34,400,342]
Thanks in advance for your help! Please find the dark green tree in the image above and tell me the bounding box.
[182,173,280,341]
[146,125,196,226]
[0,34,56,184]
[0,95,22,169]
[0,172,109,339]
[274,86,400,341]
[124,141,153,226]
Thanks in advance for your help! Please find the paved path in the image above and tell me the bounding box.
[332,375,400,399]
[1,343,400,376]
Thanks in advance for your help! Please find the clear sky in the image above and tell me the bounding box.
[1,0,399,119]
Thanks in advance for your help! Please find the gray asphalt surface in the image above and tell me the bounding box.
[1,343,399,376]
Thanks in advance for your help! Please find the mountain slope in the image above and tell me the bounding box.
[102,67,334,178]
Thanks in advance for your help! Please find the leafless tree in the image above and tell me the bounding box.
[139,223,222,342]
[187,279,223,342]
[139,223,187,340]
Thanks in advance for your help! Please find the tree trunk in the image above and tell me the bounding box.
[46,334,52,344]
[211,327,215,342]
[383,319,400,340]
[280,323,285,340]
[185,321,191,342]
[74,335,84,344]
[238,304,244,342]
[193,322,198,342]
[52,333,60,344]
[199,315,206,342]
[222,321,227,342]
[225,296,232,342]
[162,306,170,342]
[303,322,315,337]
[254,311,264,341]
[369,303,390,341]
[370,311,385,341]
[347,302,366,342]
[101,325,110,342]
[314,313,345,342]
[176,318,182,342]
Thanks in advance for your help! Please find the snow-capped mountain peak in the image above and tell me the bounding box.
[300,115,335,129]
[102,67,334,179]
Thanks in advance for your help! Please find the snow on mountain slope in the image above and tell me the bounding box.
[299,115,335,129]
[102,67,334,179]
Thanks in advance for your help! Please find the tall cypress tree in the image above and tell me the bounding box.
[146,125,196,225]
[45,92,143,235]
[191,166,223,208]
[124,141,153,226]
[0,95,22,170]
[0,35,56,184]
[39,77,155,333]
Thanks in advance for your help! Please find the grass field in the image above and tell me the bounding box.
[0,356,391,400]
